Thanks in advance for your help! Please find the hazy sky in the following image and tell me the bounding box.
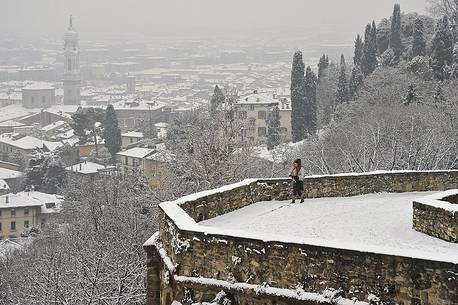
[1,0,428,41]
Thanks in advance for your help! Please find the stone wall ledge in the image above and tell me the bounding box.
[413,189,458,243]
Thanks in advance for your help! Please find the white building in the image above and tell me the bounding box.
[62,16,81,105]
[21,82,56,109]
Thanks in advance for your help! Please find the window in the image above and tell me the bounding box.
[258,111,266,120]
[10,221,15,231]
[280,127,288,134]
[24,208,29,215]
[238,111,247,119]
[258,127,267,137]
[249,118,256,126]
[68,58,72,71]
[249,105,255,111]
[130,138,134,143]
[24,220,29,228]
[0,222,2,231]
[11,209,16,217]
[125,156,128,165]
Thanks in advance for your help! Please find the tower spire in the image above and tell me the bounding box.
[69,15,73,29]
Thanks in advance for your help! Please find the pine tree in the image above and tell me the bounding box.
[431,16,454,80]
[412,18,427,57]
[210,85,225,114]
[390,4,403,59]
[361,23,378,76]
[336,54,349,105]
[304,66,317,135]
[42,155,66,194]
[290,51,307,142]
[349,65,364,99]
[267,106,281,150]
[103,104,122,161]
[354,34,364,66]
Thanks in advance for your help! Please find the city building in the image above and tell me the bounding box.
[234,91,292,145]
[0,133,63,161]
[0,191,63,240]
[121,131,144,148]
[65,161,116,179]
[62,16,81,105]
[21,82,56,108]
[116,147,155,176]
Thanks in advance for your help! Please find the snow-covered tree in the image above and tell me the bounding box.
[267,106,281,150]
[431,16,454,80]
[412,18,427,57]
[103,104,122,161]
[290,51,307,142]
[336,54,349,105]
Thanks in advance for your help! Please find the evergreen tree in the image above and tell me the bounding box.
[103,104,122,161]
[390,4,403,59]
[317,54,330,81]
[209,85,225,114]
[290,51,307,142]
[431,16,454,80]
[336,54,350,105]
[70,107,105,156]
[304,66,317,135]
[42,155,66,194]
[267,106,281,150]
[349,65,364,99]
[433,82,447,104]
[404,83,420,105]
[354,34,364,66]
[361,23,378,75]
[412,18,427,57]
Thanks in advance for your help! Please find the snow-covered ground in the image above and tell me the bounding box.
[201,191,458,259]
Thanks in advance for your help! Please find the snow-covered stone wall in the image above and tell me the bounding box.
[145,170,458,305]
[413,190,458,242]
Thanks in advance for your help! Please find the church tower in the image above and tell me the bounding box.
[63,15,81,105]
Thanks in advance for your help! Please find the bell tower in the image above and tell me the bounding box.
[63,15,81,105]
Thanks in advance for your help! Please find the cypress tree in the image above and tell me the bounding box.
[267,105,281,150]
[317,54,329,80]
[290,51,307,142]
[354,34,364,66]
[412,18,426,57]
[304,66,317,135]
[103,104,122,161]
[431,16,454,80]
[336,54,349,105]
[390,4,403,59]
[362,23,378,75]
[349,65,364,99]
[210,85,225,114]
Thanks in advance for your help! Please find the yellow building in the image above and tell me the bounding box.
[0,191,63,240]
[121,131,144,149]
[117,147,155,176]
[234,92,292,145]
[116,147,171,187]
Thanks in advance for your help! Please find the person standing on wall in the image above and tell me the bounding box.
[289,158,305,203]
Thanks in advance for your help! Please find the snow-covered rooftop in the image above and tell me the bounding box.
[116,147,154,159]
[0,191,63,210]
[200,191,458,263]
[0,179,10,191]
[121,131,144,138]
[237,93,279,105]
[65,161,115,175]
[0,167,23,180]
[22,82,55,91]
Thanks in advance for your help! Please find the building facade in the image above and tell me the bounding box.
[63,16,81,105]
[0,191,62,240]
[234,92,292,145]
[21,82,56,109]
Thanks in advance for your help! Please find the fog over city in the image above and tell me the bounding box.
[2,0,426,40]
